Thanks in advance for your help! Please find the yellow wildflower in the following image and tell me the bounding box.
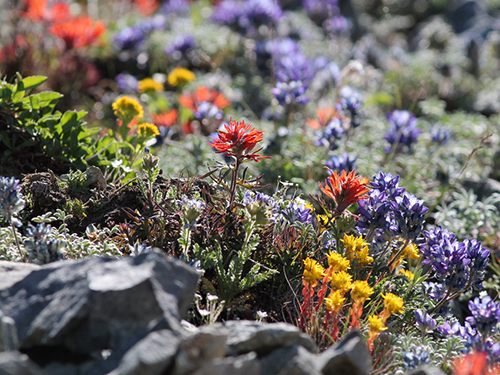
[303,257,324,285]
[330,270,353,294]
[327,251,350,272]
[138,122,160,138]
[356,246,374,266]
[138,78,164,94]
[368,315,387,334]
[341,234,368,260]
[316,214,330,227]
[383,293,405,314]
[401,243,420,260]
[168,67,195,87]
[112,96,144,120]
[399,269,414,280]
[325,290,345,313]
[351,280,374,303]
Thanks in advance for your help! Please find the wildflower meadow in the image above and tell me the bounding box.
[2,0,500,373]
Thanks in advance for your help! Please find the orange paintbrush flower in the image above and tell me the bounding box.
[179,86,231,112]
[152,109,178,128]
[319,168,369,215]
[49,16,106,49]
[453,351,500,375]
[209,119,270,162]
[22,0,72,23]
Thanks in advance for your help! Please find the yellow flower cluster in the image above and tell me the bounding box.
[325,290,345,313]
[138,78,164,94]
[341,234,373,265]
[303,258,324,285]
[112,96,144,120]
[399,269,414,280]
[168,67,195,87]
[327,251,350,272]
[138,122,160,138]
[351,280,374,303]
[383,293,405,314]
[401,243,420,260]
[368,314,387,334]
[330,270,353,294]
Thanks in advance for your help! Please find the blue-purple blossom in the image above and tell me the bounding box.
[303,0,339,18]
[165,34,197,59]
[24,223,65,265]
[384,110,421,154]
[391,192,428,240]
[212,0,282,36]
[466,296,500,336]
[178,196,206,225]
[340,86,363,128]
[280,202,313,226]
[431,126,451,145]
[324,15,350,35]
[402,346,430,370]
[315,116,344,150]
[370,171,405,200]
[113,16,166,52]
[116,73,138,92]
[161,0,190,15]
[326,152,357,173]
[420,226,490,294]
[0,177,25,227]
[414,309,437,335]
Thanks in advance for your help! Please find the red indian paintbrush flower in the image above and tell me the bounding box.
[209,119,270,162]
[319,168,369,215]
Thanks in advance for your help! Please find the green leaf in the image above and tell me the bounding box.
[36,91,63,105]
[1,131,12,149]
[17,76,47,92]
[0,87,12,99]
[29,94,40,109]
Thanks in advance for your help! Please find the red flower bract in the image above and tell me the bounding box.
[209,119,270,162]
[319,168,369,215]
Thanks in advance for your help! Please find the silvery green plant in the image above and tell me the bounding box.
[24,223,65,265]
[0,177,25,260]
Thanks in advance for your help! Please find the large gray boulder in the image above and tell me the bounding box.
[0,252,199,371]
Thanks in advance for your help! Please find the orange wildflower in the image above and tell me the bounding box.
[22,0,72,23]
[49,16,106,49]
[209,119,270,162]
[453,351,500,375]
[319,168,369,216]
[152,109,178,128]
[132,0,159,16]
[179,86,231,113]
[306,107,339,130]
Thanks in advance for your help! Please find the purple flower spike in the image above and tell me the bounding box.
[467,296,500,336]
[415,309,437,334]
[384,110,421,154]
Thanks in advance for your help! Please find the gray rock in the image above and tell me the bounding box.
[0,252,198,364]
[107,329,179,375]
[407,365,447,375]
[0,351,48,375]
[173,328,228,375]
[0,310,19,352]
[192,352,261,375]
[0,261,40,290]
[260,345,320,375]
[318,331,371,375]
[220,321,317,356]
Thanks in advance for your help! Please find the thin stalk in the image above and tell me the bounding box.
[11,223,24,261]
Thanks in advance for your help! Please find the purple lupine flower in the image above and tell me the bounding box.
[466,296,500,336]
[113,26,146,51]
[165,34,197,59]
[212,0,282,36]
[370,171,406,199]
[161,0,190,15]
[340,86,363,128]
[303,0,339,17]
[326,152,357,173]
[356,172,405,239]
[140,15,167,33]
[116,73,138,92]
[391,192,428,240]
[421,227,490,295]
[384,110,421,154]
[0,177,25,227]
[415,309,437,334]
[402,346,430,370]
[280,202,313,226]
[315,116,344,150]
[324,15,350,35]
[431,126,451,145]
